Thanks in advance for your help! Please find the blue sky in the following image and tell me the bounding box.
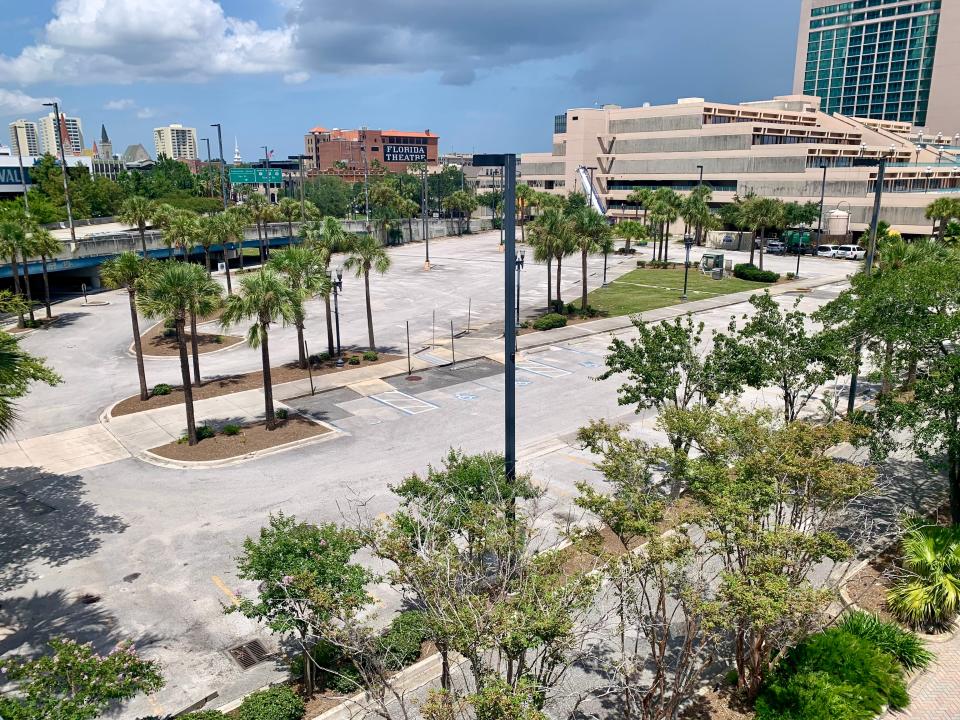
[0,0,801,160]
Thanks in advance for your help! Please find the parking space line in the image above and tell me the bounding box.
[212,575,240,606]
[516,359,571,378]
[371,390,439,415]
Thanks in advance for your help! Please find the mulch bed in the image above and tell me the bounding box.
[681,689,755,720]
[148,415,330,462]
[139,321,244,357]
[519,314,606,336]
[111,353,401,417]
[5,316,58,334]
[844,545,900,621]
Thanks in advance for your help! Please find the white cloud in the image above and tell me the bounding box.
[283,71,309,85]
[104,98,135,110]
[0,88,56,116]
[135,107,156,119]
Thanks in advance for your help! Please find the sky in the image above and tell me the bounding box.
[0,0,802,160]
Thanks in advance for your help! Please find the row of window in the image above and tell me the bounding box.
[553,114,568,134]
[871,177,960,192]
[753,134,857,146]
[810,1,941,28]
[607,180,738,192]
[813,0,937,16]
[805,156,895,167]
[382,137,430,145]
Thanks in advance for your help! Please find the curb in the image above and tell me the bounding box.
[129,320,246,360]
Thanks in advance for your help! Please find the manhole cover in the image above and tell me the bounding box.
[405,375,422,381]
[77,593,101,605]
[227,639,272,670]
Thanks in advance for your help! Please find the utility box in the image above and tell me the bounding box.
[711,268,723,280]
[700,252,725,271]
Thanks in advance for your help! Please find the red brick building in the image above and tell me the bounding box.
[303,127,439,181]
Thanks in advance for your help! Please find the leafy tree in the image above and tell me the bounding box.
[221,269,297,427]
[716,292,848,423]
[344,234,391,350]
[0,637,163,720]
[100,252,154,401]
[304,175,352,218]
[625,187,653,224]
[268,245,331,368]
[138,262,204,443]
[570,206,611,313]
[165,209,200,261]
[0,326,61,437]
[442,190,479,235]
[598,314,745,496]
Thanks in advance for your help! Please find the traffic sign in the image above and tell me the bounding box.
[229,167,282,184]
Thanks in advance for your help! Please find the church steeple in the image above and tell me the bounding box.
[98,124,113,160]
[100,124,110,143]
[233,137,242,164]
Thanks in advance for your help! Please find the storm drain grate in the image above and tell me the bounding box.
[227,639,272,670]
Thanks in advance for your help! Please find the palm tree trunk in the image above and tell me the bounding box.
[520,215,525,243]
[364,269,375,350]
[204,249,211,276]
[224,253,233,294]
[546,257,552,311]
[296,320,307,369]
[40,255,52,319]
[938,219,946,243]
[580,247,588,313]
[407,217,413,244]
[663,223,670,263]
[128,290,149,401]
[139,227,148,257]
[260,322,276,429]
[749,232,757,265]
[177,318,198,445]
[256,221,265,265]
[881,339,894,395]
[555,256,563,307]
[20,251,35,323]
[758,229,766,271]
[9,254,24,328]
[323,294,334,356]
[189,311,201,386]
[288,219,294,239]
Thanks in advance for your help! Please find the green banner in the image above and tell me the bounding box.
[229,167,282,184]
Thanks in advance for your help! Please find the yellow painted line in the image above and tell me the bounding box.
[212,575,240,606]
[563,454,594,467]
[147,694,165,716]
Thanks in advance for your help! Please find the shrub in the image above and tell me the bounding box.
[275,408,289,420]
[362,350,379,362]
[533,313,568,331]
[196,425,215,441]
[237,685,304,720]
[162,328,177,338]
[377,610,431,670]
[308,352,331,364]
[289,641,360,695]
[636,260,647,268]
[733,263,780,283]
[565,302,576,315]
[887,521,960,630]
[757,629,909,720]
[786,272,796,280]
[213,335,223,344]
[222,424,242,436]
[179,711,224,720]
[163,318,176,330]
[152,383,172,396]
[837,610,933,671]
[348,356,361,365]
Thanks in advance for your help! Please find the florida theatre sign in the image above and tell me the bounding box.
[383,144,427,163]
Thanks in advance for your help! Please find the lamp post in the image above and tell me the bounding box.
[847,151,890,415]
[421,163,430,269]
[201,137,213,196]
[330,267,344,366]
[211,123,228,210]
[696,164,704,188]
[260,145,271,201]
[42,101,76,244]
[289,154,307,224]
[515,249,525,327]
[681,234,694,300]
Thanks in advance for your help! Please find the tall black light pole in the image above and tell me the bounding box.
[847,153,889,415]
[421,163,430,269]
[13,135,29,214]
[201,137,212,197]
[211,123,228,210]
[42,101,76,245]
[515,249,525,327]
[682,233,694,300]
[330,267,344,366]
[696,164,704,188]
[474,153,517,498]
[289,154,307,223]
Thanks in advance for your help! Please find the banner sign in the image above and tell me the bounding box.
[0,167,30,186]
[229,167,282,184]
[383,144,427,163]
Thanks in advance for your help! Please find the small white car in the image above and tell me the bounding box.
[837,245,866,260]
[817,244,840,257]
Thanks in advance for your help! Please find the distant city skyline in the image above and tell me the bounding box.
[0,0,800,159]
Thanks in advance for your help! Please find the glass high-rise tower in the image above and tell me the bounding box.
[793,0,960,133]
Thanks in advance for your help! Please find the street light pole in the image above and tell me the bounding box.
[261,145,270,201]
[331,268,344,366]
[211,123,228,210]
[42,101,76,245]
[696,164,704,188]
[201,137,212,197]
[847,154,888,415]
[421,163,430,269]
[682,234,694,300]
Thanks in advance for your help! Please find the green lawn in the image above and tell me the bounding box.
[583,268,771,317]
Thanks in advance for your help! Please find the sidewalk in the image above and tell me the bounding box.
[884,632,960,720]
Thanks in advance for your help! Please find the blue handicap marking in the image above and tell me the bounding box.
[516,380,532,386]
[455,392,478,401]
[579,360,600,368]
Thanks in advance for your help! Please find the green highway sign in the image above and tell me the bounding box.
[229,167,283,184]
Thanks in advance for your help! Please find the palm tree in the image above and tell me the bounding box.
[137,262,203,444]
[166,210,200,261]
[0,328,61,438]
[305,217,350,355]
[615,219,648,254]
[682,185,713,246]
[649,188,681,262]
[29,228,61,320]
[626,188,653,224]
[151,203,178,259]
[118,196,156,256]
[221,270,297,429]
[0,217,28,327]
[225,205,251,274]
[742,196,785,271]
[530,205,576,309]
[196,215,219,276]
[398,197,420,243]
[268,245,330,368]
[100,252,154,401]
[344,234,391,350]
[571,207,611,312]
[516,183,536,243]
[185,265,223,386]
[245,193,271,264]
[17,229,37,325]
[277,197,301,240]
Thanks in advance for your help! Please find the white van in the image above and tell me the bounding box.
[837,245,866,260]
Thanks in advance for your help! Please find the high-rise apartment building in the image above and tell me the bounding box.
[8,119,40,156]
[153,124,198,161]
[38,112,84,155]
[793,0,960,133]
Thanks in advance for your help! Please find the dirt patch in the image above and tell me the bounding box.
[139,319,243,357]
[148,415,330,462]
[111,353,401,417]
[5,316,58,333]
[844,546,900,620]
[681,689,755,720]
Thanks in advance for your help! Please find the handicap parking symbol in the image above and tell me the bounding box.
[455,392,478,401]
[579,360,600,368]
[516,380,532,387]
